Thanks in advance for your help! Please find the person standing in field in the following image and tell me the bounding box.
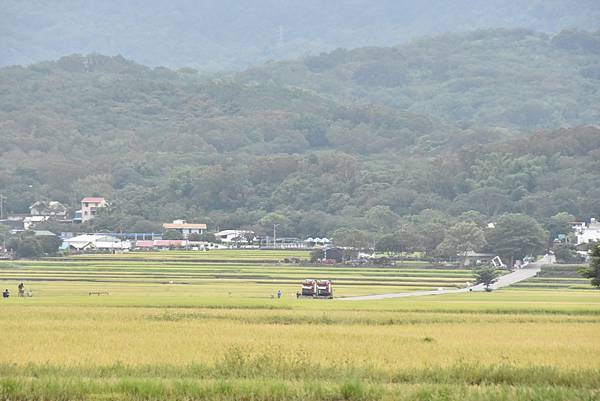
[18,282,25,297]
[277,290,282,299]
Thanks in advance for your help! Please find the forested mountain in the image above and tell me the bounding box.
[1,30,600,244]
[0,54,445,227]
[2,0,600,71]
[240,29,600,129]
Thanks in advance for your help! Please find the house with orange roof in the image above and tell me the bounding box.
[162,219,207,239]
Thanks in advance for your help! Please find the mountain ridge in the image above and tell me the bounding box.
[3,0,600,70]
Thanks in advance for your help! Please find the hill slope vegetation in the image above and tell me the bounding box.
[240,29,600,129]
[1,30,600,244]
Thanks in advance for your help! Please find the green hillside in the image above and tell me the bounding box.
[240,29,600,129]
[1,31,600,243]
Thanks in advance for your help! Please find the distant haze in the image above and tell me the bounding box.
[2,0,600,70]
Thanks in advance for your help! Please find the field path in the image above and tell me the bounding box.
[338,258,548,301]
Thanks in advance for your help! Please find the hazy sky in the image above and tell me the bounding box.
[2,0,599,69]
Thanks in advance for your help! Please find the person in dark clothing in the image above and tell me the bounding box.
[2,289,9,298]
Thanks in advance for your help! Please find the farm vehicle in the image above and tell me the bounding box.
[296,279,334,299]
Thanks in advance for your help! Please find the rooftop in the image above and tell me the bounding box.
[216,229,253,235]
[81,197,106,203]
[32,230,57,237]
[64,234,121,243]
[163,223,207,230]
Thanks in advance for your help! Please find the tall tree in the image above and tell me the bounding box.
[332,228,370,249]
[366,205,400,233]
[436,221,487,263]
[579,243,600,288]
[544,212,575,247]
[485,213,547,262]
[475,266,501,290]
[375,234,403,256]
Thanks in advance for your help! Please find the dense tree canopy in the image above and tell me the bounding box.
[6,232,61,258]
[241,29,600,129]
[436,222,487,261]
[579,243,600,288]
[2,30,600,249]
[485,214,547,261]
[332,228,371,250]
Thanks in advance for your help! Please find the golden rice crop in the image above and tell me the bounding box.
[1,253,599,400]
[1,304,599,370]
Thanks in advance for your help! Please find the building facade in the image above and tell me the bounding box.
[215,230,255,243]
[80,197,107,223]
[29,201,68,218]
[575,218,600,245]
[162,220,207,238]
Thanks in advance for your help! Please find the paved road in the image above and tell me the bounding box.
[338,258,547,301]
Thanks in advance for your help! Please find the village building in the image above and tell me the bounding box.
[260,236,305,248]
[23,215,49,230]
[79,197,107,223]
[162,220,207,238]
[31,230,58,237]
[0,216,27,232]
[462,251,495,266]
[63,234,131,251]
[3,201,70,231]
[29,201,68,218]
[215,229,255,243]
[574,218,600,245]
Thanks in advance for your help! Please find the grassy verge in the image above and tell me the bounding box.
[2,357,599,401]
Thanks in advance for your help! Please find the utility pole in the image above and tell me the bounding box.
[0,192,5,220]
[273,224,279,249]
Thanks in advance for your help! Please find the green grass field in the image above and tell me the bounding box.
[0,251,599,400]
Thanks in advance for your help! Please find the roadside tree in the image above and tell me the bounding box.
[436,221,486,263]
[13,238,43,259]
[553,243,584,264]
[579,242,600,288]
[544,212,576,248]
[35,235,62,255]
[485,213,546,262]
[475,266,501,289]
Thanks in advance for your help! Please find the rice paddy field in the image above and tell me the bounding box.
[1,250,599,400]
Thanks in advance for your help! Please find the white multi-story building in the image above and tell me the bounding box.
[574,218,600,245]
